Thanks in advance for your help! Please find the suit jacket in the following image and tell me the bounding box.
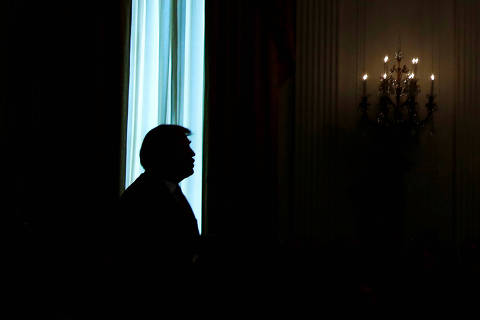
[113,172,200,291]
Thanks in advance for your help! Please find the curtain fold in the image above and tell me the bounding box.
[204,0,296,241]
[126,0,205,230]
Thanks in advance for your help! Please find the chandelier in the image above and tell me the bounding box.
[359,49,437,136]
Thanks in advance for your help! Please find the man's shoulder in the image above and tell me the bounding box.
[120,173,172,204]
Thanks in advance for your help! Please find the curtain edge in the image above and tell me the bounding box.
[119,0,133,195]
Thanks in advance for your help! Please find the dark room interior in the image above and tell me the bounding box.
[4,0,480,318]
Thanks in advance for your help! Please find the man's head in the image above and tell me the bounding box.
[140,125,195,183]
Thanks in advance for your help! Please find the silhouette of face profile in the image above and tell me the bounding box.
[169,133,195,182]
[140,125,195,183]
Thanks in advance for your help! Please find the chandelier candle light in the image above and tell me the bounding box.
[362,73,368,96]
[359,48,437,136]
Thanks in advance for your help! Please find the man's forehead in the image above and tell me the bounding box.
[170,134,190,144]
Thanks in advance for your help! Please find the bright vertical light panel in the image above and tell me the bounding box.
[126,0,205,232]
[179,0,204,232]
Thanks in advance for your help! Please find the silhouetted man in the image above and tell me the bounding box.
[112,125,200,314]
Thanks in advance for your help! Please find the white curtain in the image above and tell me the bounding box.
[126,0,205,230]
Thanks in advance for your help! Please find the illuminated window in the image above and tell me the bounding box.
[126,0,205,231]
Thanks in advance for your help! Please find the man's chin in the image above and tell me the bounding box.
[181,168,194,180]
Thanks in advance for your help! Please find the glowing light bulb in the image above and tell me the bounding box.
[384,56,389,63]
[412,58,419,64]
[362,74,368,96]
[409,73,415,79]
[430,74,435,95]
[383,73,387,79]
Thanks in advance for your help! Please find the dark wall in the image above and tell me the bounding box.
[4,1,129,316]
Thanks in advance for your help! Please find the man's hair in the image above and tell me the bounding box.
[139,124,191,170]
